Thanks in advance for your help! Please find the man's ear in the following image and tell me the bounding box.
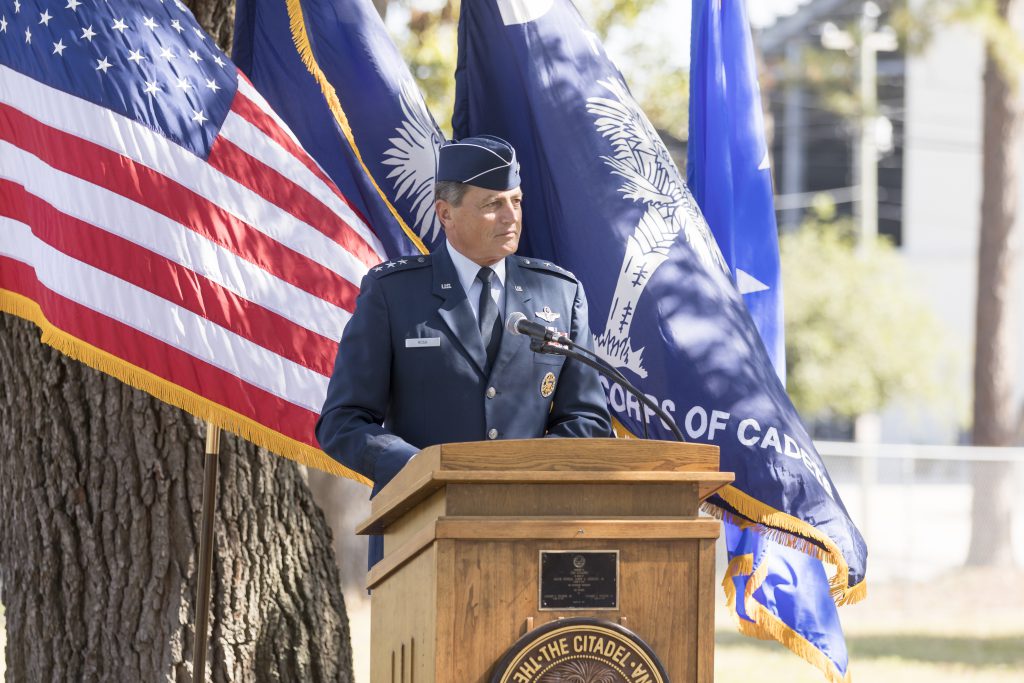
[435,199,451,229]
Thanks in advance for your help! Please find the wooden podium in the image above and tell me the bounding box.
[356,438,732,683]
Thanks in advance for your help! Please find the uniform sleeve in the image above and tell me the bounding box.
[315,273,419,496]
[544,280,613,438]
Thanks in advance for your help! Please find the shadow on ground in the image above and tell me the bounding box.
[716,632,1024,668]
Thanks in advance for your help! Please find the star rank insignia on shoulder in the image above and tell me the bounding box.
[516,256,577,282]
[369,254,431,278]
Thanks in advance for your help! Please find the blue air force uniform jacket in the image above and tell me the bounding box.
[315,243,613,501]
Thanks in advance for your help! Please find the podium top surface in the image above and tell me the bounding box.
[357,438,733,535]
[408,438,718,472]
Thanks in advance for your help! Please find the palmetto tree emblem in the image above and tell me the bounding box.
[586,78,726,378]
[381,80,444,243]
[539,659,621,682]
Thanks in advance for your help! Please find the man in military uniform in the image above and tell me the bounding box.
[316,135,612,562]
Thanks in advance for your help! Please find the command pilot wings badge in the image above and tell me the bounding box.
[535,306,560,323]
[382,80,444,244]
[586,78,728,379]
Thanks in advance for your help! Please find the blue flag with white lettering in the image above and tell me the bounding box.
[232,0,444,258]
[454,2,866,679]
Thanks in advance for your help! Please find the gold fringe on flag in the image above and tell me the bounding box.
[721,552,755,606]
[712,485,867,606]
[621,410,866,680]
[617,416,866,606]
[1,290,372,486]
[283,0,429,257]
[722,553,854,683]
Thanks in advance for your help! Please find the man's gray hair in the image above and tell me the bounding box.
[434,181,471,207]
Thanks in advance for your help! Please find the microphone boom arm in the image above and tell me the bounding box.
[531,339,685,442]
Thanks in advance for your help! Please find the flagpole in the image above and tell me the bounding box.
[192,422,221,682]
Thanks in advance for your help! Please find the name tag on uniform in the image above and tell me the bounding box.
[406,337,441,348]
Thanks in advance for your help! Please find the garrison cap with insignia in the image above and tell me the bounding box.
[436,135,521,191]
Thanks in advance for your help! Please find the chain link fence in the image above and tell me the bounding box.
[816,441,1024,581]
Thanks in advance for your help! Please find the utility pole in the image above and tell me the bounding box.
[781,40,806,232]
[821,2,899,538]
[857,3,880,252]
[821,1,897,253]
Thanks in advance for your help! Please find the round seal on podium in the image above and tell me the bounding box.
[489,618,669,683]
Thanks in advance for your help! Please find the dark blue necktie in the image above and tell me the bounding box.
[476,267,502,371]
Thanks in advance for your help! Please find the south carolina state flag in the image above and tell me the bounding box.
[233,0,446,258]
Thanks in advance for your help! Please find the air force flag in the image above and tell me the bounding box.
[688,0,784,382]
[454,1,866,679]
[233,0,444,258]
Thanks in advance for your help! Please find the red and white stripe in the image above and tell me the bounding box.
[0,64,385,449]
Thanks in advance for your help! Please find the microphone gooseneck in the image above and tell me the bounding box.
[506,312,684,442]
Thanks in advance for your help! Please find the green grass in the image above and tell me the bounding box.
[716,630,1024,682]
[714,568,1024,682]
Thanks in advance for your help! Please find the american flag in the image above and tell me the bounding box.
[0,0,385,478]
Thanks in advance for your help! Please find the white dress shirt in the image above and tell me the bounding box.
[446,241,506,324]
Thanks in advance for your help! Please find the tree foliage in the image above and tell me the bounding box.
[585,0,660,38]
[397,0,459,134]
[781,205,949,420]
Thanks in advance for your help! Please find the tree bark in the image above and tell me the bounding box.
[0,317,353,681]
[188,0,236,53]
[968,0,1022,566]
[306,471,371,594]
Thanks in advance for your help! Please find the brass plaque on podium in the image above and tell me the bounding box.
[490,618,669,683]
[539,550,618,610]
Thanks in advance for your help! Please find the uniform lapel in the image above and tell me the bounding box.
[433,244,487,376]
[490,258,533,377]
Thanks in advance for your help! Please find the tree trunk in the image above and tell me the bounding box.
[0,317,353,681]
[188,0,236,53]
[306,471,371,594]
[968,0,1022,567]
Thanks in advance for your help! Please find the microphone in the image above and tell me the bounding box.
[505,312,568,343]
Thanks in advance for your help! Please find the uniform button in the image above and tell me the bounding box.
[486,386,496,399]
[488,428,498,440]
